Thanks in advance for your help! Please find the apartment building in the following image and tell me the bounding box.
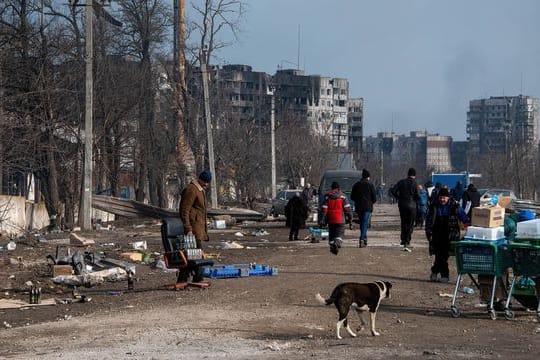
[467,95,539,154]
[364,131,452,174]
[347,98,364,159]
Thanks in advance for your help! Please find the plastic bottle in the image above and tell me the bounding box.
[462,286,475,295]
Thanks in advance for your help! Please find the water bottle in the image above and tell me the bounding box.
[462,286,475,295]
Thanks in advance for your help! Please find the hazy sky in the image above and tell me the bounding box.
[212,0,540,140]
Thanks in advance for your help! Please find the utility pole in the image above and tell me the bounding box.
[200,48,217,208]
[81,0,93,230]
[268,86,276,199]
[379,145,384,185]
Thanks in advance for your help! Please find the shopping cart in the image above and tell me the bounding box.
[503,243,540,322]
[451,240,511,320]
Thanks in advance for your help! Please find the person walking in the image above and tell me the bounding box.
[391,168,420,252]
[425,188,469,283]
[415,184,428,228]
[179,170,212,282]
[321,181,352,255]
[351,169,377,248]
[301,183,314,208]
[461,183,481,219]
[285,195,308,241]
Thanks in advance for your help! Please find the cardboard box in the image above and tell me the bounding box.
[120,252,143,262]
[471,206,505,228]
[52,265,73,277]
[497,196,513,209]
[478,275,505,301]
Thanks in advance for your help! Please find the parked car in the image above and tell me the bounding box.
[480,189,518,204]
[270,189,302,217]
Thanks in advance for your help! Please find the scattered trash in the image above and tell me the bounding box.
[0,298,56,309]
[424,310,435,316]
[234,232,244,237]
[150,259,176,273]
[132,241,147,250]
[8,275,15,279]
[212,220,227,229]
[6,241,16,251]
[51,267,128,287]
[252,229,269,236]
[222,241,244,249]
[25,281,33,287]
[69,232,95,245]
[438,293,453,298]
[461,287,475,295]
[3,321,12,329]
[533,327,540,334]
[423,350,438,356]
[120,252,143,262]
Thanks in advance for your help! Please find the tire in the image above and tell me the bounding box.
[450,306,461,318]
[504,309,514,320]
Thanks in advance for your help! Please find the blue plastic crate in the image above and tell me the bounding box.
[203,264,278,278]
[248,265,278,276]
[203,266,247,279]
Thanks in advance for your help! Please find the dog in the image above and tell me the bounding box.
[315,281,392,339]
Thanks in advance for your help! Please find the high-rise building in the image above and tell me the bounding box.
[347,98,364,158]
[467,95,539,154]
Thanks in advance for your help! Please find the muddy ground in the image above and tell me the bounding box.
[0,204,539,359]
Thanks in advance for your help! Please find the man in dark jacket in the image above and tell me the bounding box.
[461,183,481,219]
[391,168,420,252]
[351,169,377,247]
[285,195,308,241]
[321,182,352,255]
[425,188,469,283]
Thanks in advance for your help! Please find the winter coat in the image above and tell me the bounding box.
[462,185,481,217]
[417,188,428,214]
[179,180,209,241]
[351,178,377,212]
[321,189,352,225]
[425,200,469,246]
[285,196,308,229]
[391,177,420,209]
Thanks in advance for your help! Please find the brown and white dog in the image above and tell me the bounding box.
[315,281,392,339]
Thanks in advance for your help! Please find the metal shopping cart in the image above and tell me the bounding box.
[451,240,511,319]
[503,243,540,322]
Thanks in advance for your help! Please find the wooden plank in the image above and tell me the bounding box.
[0,298,56,309]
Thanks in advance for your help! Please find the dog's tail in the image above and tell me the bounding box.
[315,293,333,305]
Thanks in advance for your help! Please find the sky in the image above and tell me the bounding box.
[209,0,540,140]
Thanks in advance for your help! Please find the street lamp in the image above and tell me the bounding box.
[267,85,276,199]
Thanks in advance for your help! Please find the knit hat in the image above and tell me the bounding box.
[362,169,370,179]
[407,168,416,177]
[438,188,450,197]
[198,170,212,183]
[331,181,340,190]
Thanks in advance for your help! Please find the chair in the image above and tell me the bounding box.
[161,217,214,289]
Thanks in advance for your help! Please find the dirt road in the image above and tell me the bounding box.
[1,204,539,359]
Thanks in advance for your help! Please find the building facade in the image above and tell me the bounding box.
[347,98,364,159]
[467,95,539,155]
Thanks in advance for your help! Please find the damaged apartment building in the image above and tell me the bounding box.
[364,131,453,176]
[467,95,539,155]
[212,65,364,160]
